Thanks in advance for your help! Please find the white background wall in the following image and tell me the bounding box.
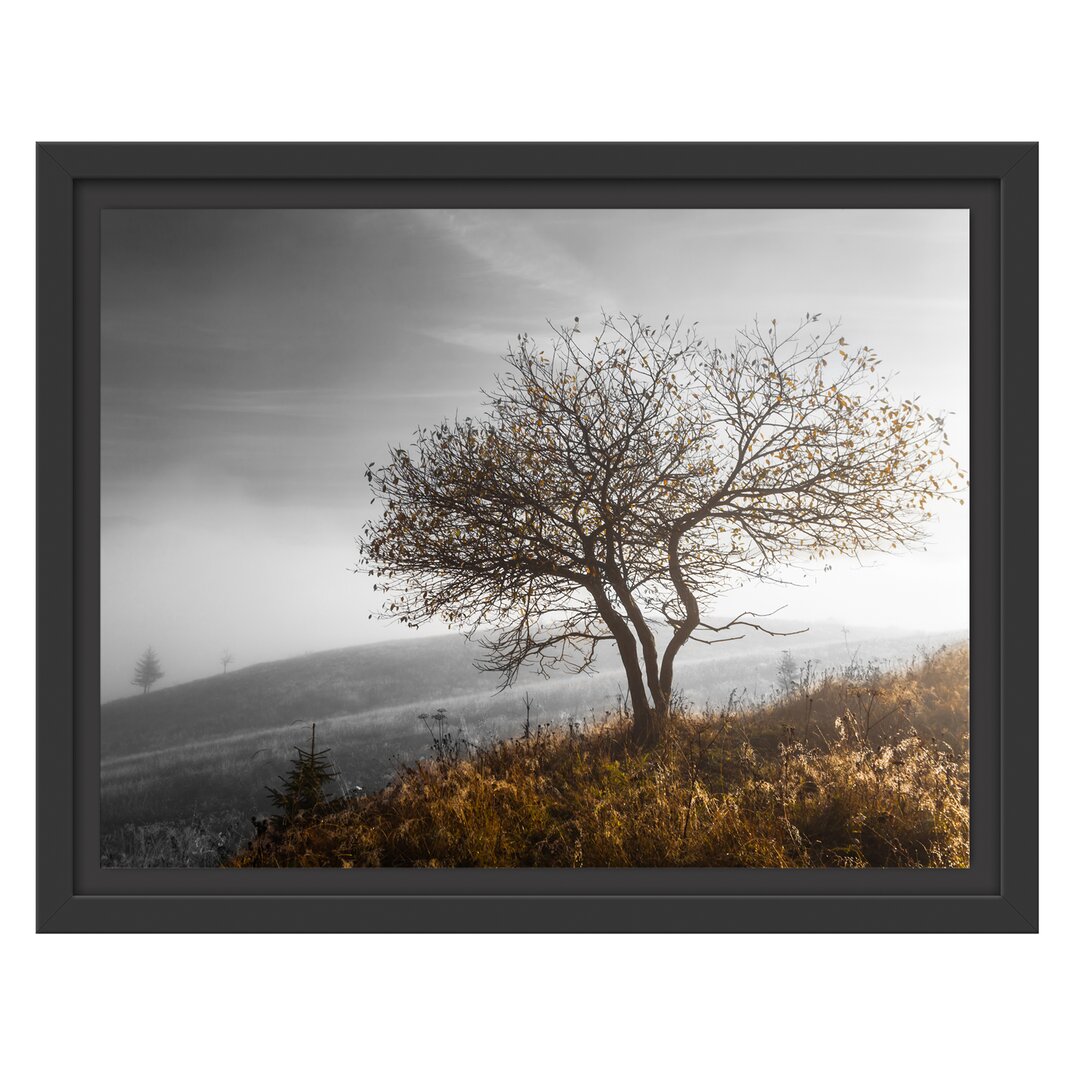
[1,4,1068,1077]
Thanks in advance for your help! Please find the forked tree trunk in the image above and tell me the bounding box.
[616,646,670,746]
[606,629,676,747]
[589,573,677,747]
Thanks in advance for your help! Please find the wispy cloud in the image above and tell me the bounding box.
[416,209,602,305]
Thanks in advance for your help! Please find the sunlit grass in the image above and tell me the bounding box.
[233,644,969,868]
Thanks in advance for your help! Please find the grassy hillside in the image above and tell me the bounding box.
[100,626,961,845]
[231,644,969,869]
[102,635,490,759]
[102,623,958,756]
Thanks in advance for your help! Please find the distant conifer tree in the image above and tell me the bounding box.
[131,646,164,694]
[776,650,800,697]
[266,724,338,819]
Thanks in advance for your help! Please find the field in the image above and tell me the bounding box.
[100,627,966,867]
[235,644,970,868]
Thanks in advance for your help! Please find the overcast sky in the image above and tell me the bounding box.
[101,208,969,700]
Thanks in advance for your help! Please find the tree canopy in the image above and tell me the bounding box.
[359,314,963,743]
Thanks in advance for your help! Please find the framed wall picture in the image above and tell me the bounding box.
[37,142,1037,932]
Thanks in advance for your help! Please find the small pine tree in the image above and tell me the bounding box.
[266,723,338,820]
[775,650,799,698]
[132,646,164,694]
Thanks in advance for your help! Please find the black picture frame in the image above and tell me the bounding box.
[37,142,1038,933]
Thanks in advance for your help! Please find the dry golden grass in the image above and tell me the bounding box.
[231,644,969,869]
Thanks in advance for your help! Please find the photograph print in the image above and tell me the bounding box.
[100,207,970,869]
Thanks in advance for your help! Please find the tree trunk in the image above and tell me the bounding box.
[584,560,672,745]
[604,556,666,723]
[613,634,654,742]
[632,698,665,746]
[588,582,660,745]
[611,628,666,746]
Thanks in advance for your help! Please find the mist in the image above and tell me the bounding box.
[101,208,969,701]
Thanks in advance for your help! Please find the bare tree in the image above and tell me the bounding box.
[220,649,233,675]
[131,646,164,695]
[359,313,962,744]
